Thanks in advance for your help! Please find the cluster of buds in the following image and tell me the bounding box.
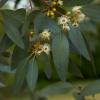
[46,0,63,17]
[46,7,57,18]
[30,42,50,55]
[52,0,63,6]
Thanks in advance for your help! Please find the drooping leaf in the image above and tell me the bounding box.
[80,21,98,34]
[1,9,26,48]
[37,53,52,79]
[11,45,28,69]
[26,57,38,92]
[68,25,90,60]
[52,33,69,81]
[13,57,29,93]
[1,9,26,28]
[39,82,72,96]
[3,20,24,49]
[44,62,52,79]
[0,35,12,52]
[82,5,100,22]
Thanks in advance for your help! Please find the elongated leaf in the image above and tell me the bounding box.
[44,62,52,79]
[11,46,28,69]
[13,57,29,93]
[0,35,12,52]
[0,0,8,7]
[75,80,100,100]
[52,34,69,81]
[39,82,72,96]
[3,20,24,49]
[1,9,26,28]
[80,21,98,34]
[82,5,100,22]
[68,25,90,60]
[37,53,52,79]
[1,9,26,48]
[26,57,38,92]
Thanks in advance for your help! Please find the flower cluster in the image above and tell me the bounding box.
[31,42,50,55]
[57,6,86,31]
[30,29,51,56]
[58,15,70,31]
[71,6,86,27]
[39,29,51,40]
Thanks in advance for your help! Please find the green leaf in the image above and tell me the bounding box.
[68,25,90,60]
[3,19,24,49]
[26,57,38,92]
[0,0,8,7]
[0,9,26,27]
[13,57,29,93]
[39,82,72,96]
[80,21,98,34]
[1,9,26,28]
[11,46,28,69]
[82,5,100,22]
[75,80,100,100]
[52,34,69,81]
[1,9,26,48]
[37,53,52,79]
[44,62,52,79]
[34,13,61,37]
[0,35,12,52]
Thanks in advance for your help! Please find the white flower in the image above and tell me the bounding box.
[36,50,43,55]
[40,29,51,40]
[72,6,82,12]
[58,0,63,6]
[58,15,69,25]
[77,13,86,22]
[42,44,50,55]
[62,24,70,31]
